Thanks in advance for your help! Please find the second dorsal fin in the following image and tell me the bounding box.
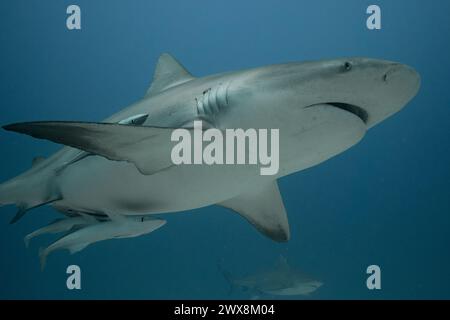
[145,53,194,97]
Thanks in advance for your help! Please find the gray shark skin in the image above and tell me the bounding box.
[39,216,166,269]
[222,256,323,297]
[0,53,420,247]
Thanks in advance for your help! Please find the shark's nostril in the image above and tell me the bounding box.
[383,64,404,82]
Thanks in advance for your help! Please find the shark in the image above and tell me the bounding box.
[0,53,420,251]
[221,256,323,298]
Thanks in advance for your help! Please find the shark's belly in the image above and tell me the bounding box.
[55,155,273,215]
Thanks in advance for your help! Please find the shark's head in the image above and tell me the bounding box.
[225,58,420,173]
[230,57,420,129]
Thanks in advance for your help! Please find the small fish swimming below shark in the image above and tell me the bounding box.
[221,256,323,298]
[38,215,166,269]
[24,215,97,248]
[0,53,420,267]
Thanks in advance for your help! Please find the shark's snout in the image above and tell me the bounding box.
[383,63,421,97]
[364,62,420,128]
[383,63,419,83]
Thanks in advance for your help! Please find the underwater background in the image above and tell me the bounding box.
[0,0,449,299]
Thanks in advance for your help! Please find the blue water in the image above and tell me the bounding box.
[0,0,449,299]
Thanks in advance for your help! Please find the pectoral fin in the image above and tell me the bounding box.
[218,180,290,242]
[3,121,183,175]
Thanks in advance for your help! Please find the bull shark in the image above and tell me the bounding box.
[221,256,323,298]
[39,216,166,269]
[0,53,420,254]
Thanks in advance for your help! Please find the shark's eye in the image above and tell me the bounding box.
[343,62,352,71]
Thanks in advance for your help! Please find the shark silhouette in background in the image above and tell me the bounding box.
[221,256,323,298]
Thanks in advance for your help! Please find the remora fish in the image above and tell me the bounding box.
[39,216,166,269]
[0,53,420,246]
[24,215,97,248]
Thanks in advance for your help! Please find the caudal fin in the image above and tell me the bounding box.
[0,175,61,224]
[0,179,29,223]
[0,179,19,208]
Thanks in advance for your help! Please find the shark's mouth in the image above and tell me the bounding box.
[326,103,368,123]
[306,103,368,124]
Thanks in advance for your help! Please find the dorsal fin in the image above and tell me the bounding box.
[145,53,194,97]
